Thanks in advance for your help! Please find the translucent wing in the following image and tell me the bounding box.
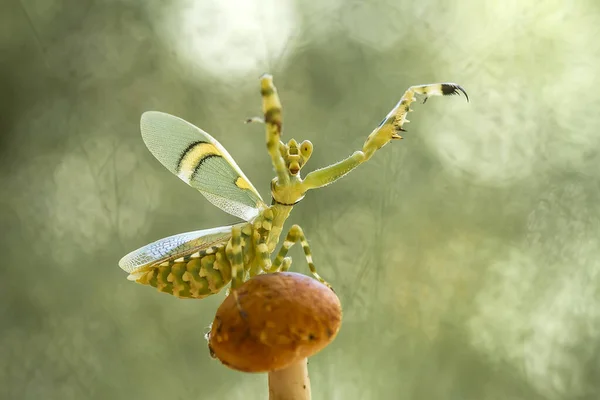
[118,224,240,277]
[140,111,265,221]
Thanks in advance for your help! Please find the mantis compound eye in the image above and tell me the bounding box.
[299,140,313,159]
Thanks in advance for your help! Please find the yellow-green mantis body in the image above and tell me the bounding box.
[118,74,468,299]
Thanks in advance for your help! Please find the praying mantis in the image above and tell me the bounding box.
[118,74,468,300]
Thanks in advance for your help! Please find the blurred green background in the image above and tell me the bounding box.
[2,0,600,399]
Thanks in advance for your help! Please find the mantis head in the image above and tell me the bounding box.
[279,138,313,176]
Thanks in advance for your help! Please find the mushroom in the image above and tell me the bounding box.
[207,272,342,399]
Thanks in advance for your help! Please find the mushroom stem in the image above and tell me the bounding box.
[268,358,311,400]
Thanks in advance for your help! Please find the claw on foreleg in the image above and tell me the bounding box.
[440,83,469,102]
[423,83,469,104]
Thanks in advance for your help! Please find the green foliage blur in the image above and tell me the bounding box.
[2,0,600,399]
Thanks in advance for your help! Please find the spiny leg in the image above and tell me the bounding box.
[280,257,292,272]
[256,236,272,273]
[237,223,257,280]
[226,225,247,318]
[272,224,332,289]
[246,74,290,185]
[253,209,274,275]
[300,82,468,192]
[362,83,468,160]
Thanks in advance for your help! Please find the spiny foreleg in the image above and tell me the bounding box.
[301,82,468,191]
[246,74,289,185]
[362,83,468,160]
[272,224,332,290]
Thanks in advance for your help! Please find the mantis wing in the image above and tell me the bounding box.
[140,111,265,221]
[118,224,242,277]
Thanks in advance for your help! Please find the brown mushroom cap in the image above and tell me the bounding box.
[207,272,342,373]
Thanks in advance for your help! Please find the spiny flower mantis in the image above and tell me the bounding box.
[118,74,468,300]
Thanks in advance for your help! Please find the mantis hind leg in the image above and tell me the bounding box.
[272,224,332,290]
[281,257,292,271]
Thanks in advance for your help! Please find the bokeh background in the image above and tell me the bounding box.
[2,0,600,399]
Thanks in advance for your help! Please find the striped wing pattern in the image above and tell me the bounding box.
[118,224,239,274]
[140,111,265,222]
